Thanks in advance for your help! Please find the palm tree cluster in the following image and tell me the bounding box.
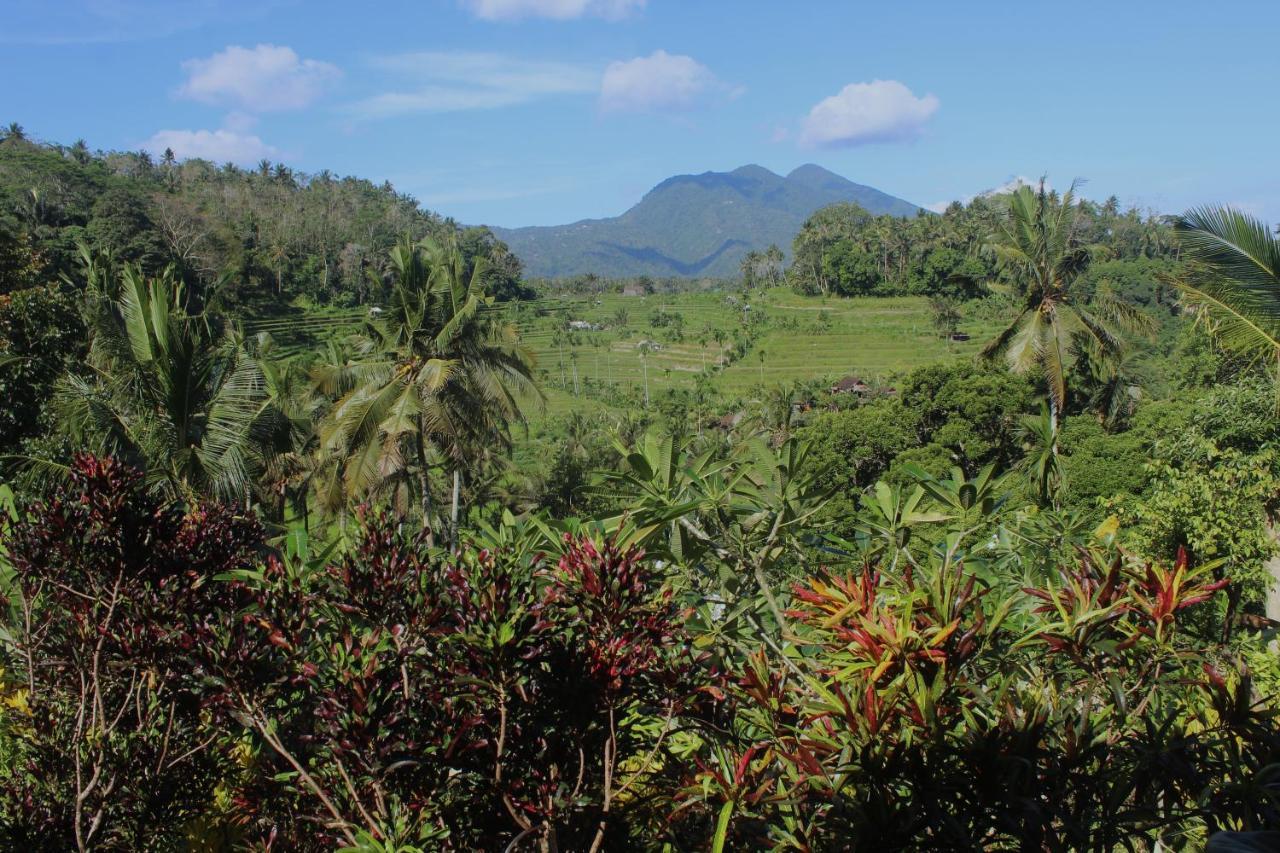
[739,244,785,288]
[47,236,537,539]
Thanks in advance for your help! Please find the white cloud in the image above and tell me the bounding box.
[799,79,939,148]
[178,44,340,112]
[599,50,724,113]
[356,52,597,118]
[142,128,278,164]
[462,0,644,20]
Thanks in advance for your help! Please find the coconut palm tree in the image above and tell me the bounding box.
[55,254,283,503]
[315,236,538,539]
[982,180,1151,429]
[1165,206,1280,381]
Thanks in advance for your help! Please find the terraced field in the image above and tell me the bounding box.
[517,289,1003,418]
[248,288,1003,440]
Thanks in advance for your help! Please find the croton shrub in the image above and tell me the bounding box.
[0,456,1276,851]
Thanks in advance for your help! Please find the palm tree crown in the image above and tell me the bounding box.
[982,180,1150,419]
[57,248,284,502]
[316,236,538,525]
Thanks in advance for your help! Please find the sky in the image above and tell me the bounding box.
[3,0,1279,228]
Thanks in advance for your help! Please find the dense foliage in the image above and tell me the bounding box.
[1,128,1279,851]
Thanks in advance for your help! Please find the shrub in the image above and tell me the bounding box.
[676,546,1279,850]
[0,454,263,850]
[196,515,706,850]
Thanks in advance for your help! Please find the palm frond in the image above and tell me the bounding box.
[1165,206,1280,365]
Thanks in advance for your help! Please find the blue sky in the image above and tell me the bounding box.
[3,0,1278,227]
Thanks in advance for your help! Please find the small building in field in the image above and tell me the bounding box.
[622,282,647,297]
[830,375,871,396]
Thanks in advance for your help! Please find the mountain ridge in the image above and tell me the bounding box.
[490,164,922,279]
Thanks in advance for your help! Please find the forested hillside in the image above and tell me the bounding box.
[783,188,1178,298]
[0,125,524,307]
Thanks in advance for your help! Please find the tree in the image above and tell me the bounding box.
[981,180,1150,431]
[740,250,761,288]
[637,340,656,406]
[54,249,284,503]
[928,296,962,339]
[85,185,161,267]
[0,455,262,850]
[315,236,537,538]
[0,282,84,454]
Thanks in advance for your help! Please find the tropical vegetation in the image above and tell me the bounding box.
[1,127,1278,851]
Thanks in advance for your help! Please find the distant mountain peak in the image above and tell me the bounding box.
[786,163,839,180]
[491,165,921,279]
[730,164,781,179]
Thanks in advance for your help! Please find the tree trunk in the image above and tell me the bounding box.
[453,466,468,550]
[415,429,436,548]
[450,469,462,551]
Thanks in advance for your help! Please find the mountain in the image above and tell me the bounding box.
[490,164,923,279]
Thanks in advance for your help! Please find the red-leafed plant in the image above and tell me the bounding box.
[188,517,706,850]
[0,455,263,851]
[675,544,1278,850]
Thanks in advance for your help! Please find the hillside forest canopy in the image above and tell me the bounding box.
[1,126,1280,851]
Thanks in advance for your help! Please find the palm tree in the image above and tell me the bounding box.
[249,333,324,526]
[981,180,1151,429]
[56,252,283,503]
[315,236,538,539]
[740,250,761,288]
[1165,206,1280,381]
[637,340,656,406]
[929,296,962,340]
